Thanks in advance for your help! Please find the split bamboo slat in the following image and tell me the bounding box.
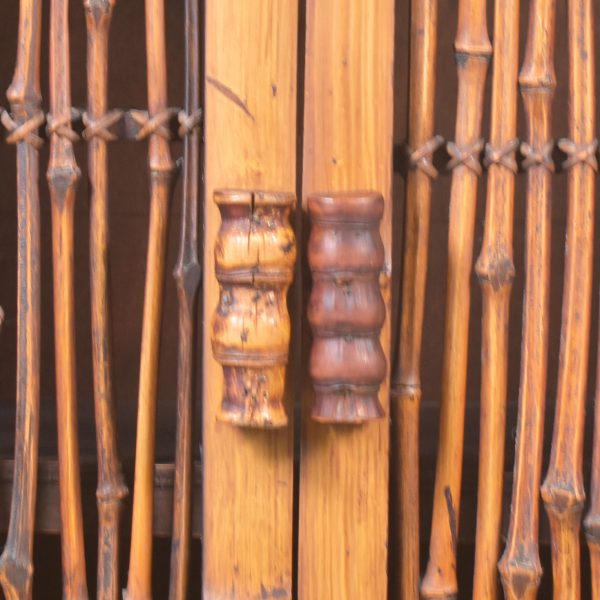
[47,0,89,596]
[125,0,176,596]
[472,0,519,595]
[421,0,491,597]
[202,0,298,597]
[541,0,596,596]
[498,0,556,597]
[392,0,441,595]
[0,1,43,599]
[83,1,128,599]
[298,0,394,598]
[168,0,201,597]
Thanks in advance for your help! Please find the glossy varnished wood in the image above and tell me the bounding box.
[83,2,128,599]
[421,0,491,596]
[203,1,298,597]
[498,0,556,597]
[47,0,88,596]
[125,0,175,596]
[299,1,394,597]
[0,1,43,599]
[391,0,440,595]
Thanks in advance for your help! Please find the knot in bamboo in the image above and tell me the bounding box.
[558,138,598,171]
[408,134,445,179]
[447,138,484,175]
[520,140,555,171]
[483,138,519,173]
[211,189,296,428]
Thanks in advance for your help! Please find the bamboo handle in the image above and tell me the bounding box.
[307,191,386,424]
[211,189,296,428]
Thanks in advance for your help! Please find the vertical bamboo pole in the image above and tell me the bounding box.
[421,0,491,597]
[391,0,441,594]
[541,0,596,596]
[47,0,88,596]
[168,0,201,595]
[472,0,520,596]
[0,1,43,599]
[298,0,394,598]
[498,0,556,597]
[202,1,298,597]
[125,0,175,597]
[83,2,128,599]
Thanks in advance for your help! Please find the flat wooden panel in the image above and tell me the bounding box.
[202,1,298,598]
[298,1,394,599]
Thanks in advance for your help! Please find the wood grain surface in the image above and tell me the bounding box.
[202,1,298,598]
[298,1,394,598]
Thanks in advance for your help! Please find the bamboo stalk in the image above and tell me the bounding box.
[420,1,491,597]
[82,2,128,599]
[540,0,596,596]
[392,0,441,593]
[497,0,556,597]
[125,0,175,596]
[0,1,43,599]
[167,0,201,595]
[47,0,88,597]
[471,0,520,596]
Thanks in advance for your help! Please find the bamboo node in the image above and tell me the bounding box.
[446,139,484,176]
[558,138,598,171]
[1,109,45,148]
[521,141,555,171]
[484,138,519,173]
[130,108,179,140]
[46,110,80,143]
[82,109,123,141]
[178,109,202,138]
[408,135,445,178]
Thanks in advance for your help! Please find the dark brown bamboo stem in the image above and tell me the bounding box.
[498,0,556,597]
[421,1,491,597]
[168,0,201,595]
[47,0,88,597]
[391,0,440,595]
[471,0,519,596]
[83,2,128,599]
[540,0,595,596]
[125,0,175,596]
[0,2,43,599]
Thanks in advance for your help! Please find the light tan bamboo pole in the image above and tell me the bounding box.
[420,0,491,597]
[498,0,556,597]
[391,0,441,595]
[125,0,175,596]
[0,1,43,599]
[47,0,89,596]
[540,0,596,596]
[471,0,520,596]
[168,0,201,594]
[82,2,128,599]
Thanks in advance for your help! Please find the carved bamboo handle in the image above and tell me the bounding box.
[498,0,556,597]
[0,1,43,598]
[212,189,296,428]
[421,0,491,595]
[307,191,386,424]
